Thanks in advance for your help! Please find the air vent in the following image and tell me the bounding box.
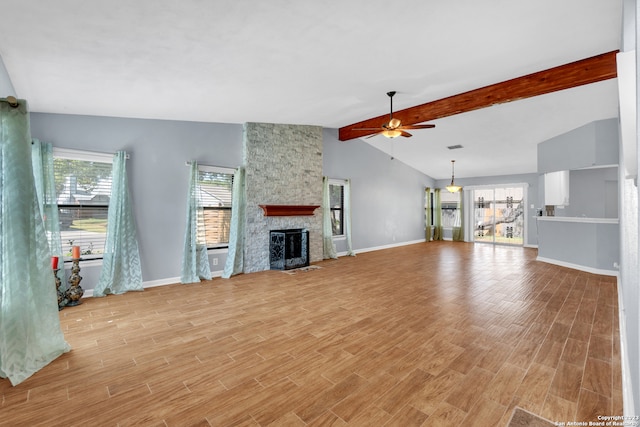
[447,144,464,150]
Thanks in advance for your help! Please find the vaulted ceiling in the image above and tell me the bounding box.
[0,0,623,179]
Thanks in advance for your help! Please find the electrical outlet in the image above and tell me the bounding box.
[212,258,218,266]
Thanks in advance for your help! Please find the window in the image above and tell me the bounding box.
[440,190,461,228]
[426,190,434,226]
[53,148,113,260]
[329,180,345,236]
[197,165,234,249]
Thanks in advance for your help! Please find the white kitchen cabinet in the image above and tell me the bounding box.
[544,170,570,206]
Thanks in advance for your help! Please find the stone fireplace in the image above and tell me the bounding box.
[242,122,323,273]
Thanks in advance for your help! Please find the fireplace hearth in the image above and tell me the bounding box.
[269,229,309,270]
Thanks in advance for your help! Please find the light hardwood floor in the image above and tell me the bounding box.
[0,242,622,426]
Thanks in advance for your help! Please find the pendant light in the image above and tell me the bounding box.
[446,160,462,193]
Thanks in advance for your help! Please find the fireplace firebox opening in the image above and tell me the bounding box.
[269,229,309,270]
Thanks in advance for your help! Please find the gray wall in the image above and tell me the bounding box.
[30,113,244,288]
[323,128,434,253]
[537,220,619,271]
[538,119,619,173]
[560,167,619,218]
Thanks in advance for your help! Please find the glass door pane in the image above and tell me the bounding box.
[473,186,524,246]
[474,188,495,243]
[494,186,524,245]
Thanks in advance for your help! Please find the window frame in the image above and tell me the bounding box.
[52,147,115,263]
[328,179,346,238]
[440,189,461,229]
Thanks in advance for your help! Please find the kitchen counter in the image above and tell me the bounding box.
[537,216,618,224]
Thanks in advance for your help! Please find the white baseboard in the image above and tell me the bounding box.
[536,256,619,277]
[82,270,225,298]
[337,239,425,257]
[143,276,181,289]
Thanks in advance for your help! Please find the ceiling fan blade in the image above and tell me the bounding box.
[401,124,436,130]
[353,128,384,131]
[400,130,413,137]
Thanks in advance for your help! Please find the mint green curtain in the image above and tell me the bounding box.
[433,188,443,241]
[425,187,432,241]
[452,190,464,241]
[0,98,69,385]
[344,179,355,256]
[322,177,337,259]
[181,161,212,283]
[93,151,143,296]
[31,139,64,288]
[222,167,245,278]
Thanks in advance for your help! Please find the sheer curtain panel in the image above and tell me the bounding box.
[222,167,245,278]
[344,179,355,256]
[31,139,64,287]
[0,98,69,385]
[181,161,212,283]
[452,190,464,241]
[433,188,444,240]
[93,151,143,296]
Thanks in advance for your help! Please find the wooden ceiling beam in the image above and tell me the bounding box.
[338,50,619,141]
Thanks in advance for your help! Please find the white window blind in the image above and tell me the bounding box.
[440,190,461,228]
[197,165,234,248]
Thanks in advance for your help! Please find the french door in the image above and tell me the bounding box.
[473,186,525,245]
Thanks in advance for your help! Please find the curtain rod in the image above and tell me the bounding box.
[52,146,130,161]
[185,161,236,174]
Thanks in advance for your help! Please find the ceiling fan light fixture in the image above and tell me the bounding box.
[446,160,462,192]
[388,118,401,129]
[382,129,402,138]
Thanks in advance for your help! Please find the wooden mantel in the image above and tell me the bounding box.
[259,205,320,216]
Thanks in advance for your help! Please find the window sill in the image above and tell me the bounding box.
[207,247,229,255]
[333,235,346,241]
[64,258,103,268]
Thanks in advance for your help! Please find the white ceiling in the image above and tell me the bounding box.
[0,0,623,179]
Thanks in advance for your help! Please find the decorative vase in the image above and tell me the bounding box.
[65,258,84,306]
[54,268,68,310]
